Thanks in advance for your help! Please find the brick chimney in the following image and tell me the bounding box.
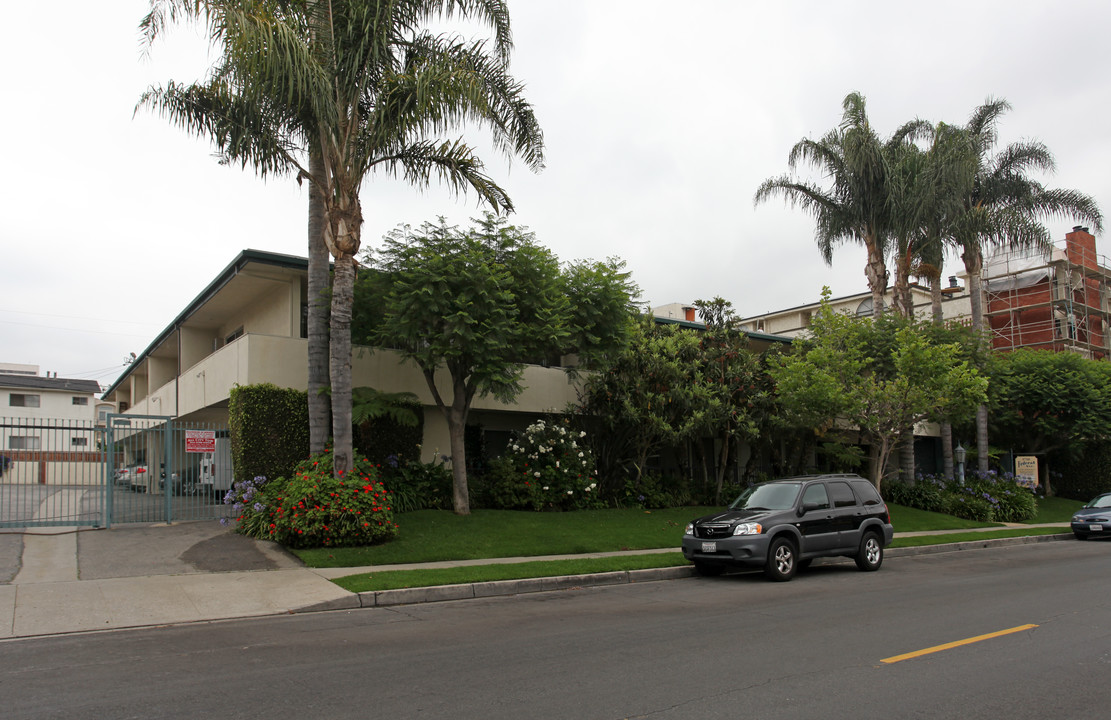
[1066,226,1097,270]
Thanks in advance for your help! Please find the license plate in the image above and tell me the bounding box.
[1091,524,1103,532]
[701,542,717,553]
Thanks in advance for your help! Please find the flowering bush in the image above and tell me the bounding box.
[224,451,399,549]
[482,417,603,511]
[884,470,1037,523]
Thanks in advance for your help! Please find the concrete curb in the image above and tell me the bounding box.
[354,566,698,608]
[330,534,1075,610]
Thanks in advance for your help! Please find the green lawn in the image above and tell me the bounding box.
[293,507,717,568]
[1032,496,1083,523]
[887,504,999,532]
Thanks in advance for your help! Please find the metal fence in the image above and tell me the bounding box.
[0,415,233,528]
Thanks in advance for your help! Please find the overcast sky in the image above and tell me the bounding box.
[3,1,1109,390]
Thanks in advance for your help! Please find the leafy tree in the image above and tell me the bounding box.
[139,0,544,475]
[578,317,710,496]
[755,92,928,319]
[769,291,987,491]
[989,349,1111,493]
[693,297,765,502]
[363,214,638,514]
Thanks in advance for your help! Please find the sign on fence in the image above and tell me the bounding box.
[185,430,216,454]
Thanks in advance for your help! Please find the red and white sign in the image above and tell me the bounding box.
[185,430,217,454]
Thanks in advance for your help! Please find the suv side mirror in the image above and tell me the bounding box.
[799,501,822,515]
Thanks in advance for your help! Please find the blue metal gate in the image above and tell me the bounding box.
[0,415,233,528]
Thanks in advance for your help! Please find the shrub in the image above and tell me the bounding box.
[479,417,603,511]
[884,471,1037,523]
[353,397,423,466]
[884,476,950,514]
[381,455,453,512]
[625,474,692,509]
[1053,445,1111,501]
[229,384,310,485]
[224,450,399,549]
[947,494,994,522]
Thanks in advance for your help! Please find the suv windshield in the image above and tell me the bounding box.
[729,482,802,511]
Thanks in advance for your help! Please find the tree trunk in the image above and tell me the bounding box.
[446,403,470,515]
[899,428,915,482]
[865,240,888,319]
[307,149,331,455]
[940,422,954,481]
[965,250,991,473]
[930,274,954,480]
[329,252,355,477]
[714,434,731,505]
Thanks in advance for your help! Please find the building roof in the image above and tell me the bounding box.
[0,373,101,394]
[101,249,311,399]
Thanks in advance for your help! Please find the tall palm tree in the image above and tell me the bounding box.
[952,98,1103,472]
[140,0,544,478]
[888,121,978,479]
[755,92,926,320]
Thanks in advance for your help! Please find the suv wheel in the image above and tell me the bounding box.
[855,531,883,571]
[764,537,797,582]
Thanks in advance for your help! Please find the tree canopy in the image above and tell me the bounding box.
[360,214,638,513]
[769,290,988,490]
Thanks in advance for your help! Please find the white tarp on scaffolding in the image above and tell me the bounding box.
[983,246,1067,292]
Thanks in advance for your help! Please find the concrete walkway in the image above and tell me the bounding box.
[0,521,1074,641]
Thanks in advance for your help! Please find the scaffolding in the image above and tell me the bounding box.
[983,234,1111,359]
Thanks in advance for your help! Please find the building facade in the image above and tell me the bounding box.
[100,250,587,468]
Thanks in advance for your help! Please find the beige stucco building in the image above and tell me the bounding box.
[100,250,585,463]
[734,278,973,338]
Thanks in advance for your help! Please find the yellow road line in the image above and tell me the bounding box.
[881,624,1039,664]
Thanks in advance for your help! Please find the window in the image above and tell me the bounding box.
[9,394,41,408]
[801,483,830,510]
[829,481,857,508]
[72,396,88,406]
[71,437,89,447]
[225,326,244,344]
[9,436,41,450]
[851,480,883,506]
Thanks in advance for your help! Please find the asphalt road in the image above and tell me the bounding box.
[2,540,1109,719]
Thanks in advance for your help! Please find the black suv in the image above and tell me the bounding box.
[682,474,893,581]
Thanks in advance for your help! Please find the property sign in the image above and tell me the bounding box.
[1015,455,1039,487]
[185,430,217,454]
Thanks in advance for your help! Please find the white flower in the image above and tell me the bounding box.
[534,472,541,478]
[566,490,573,495]
[559,427,566,435]
[578,452,584,458]
[579,431,586,438]
[542,486,549,491]
[589,482,597,489]
[585,486,591,492]
[555,461,560,468]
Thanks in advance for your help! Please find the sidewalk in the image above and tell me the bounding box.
[0,521,1073,640]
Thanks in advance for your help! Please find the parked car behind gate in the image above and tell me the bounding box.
[682,474,894,582]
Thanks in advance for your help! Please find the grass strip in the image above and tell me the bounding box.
[887,526,1068,547]
[333,552,689,592]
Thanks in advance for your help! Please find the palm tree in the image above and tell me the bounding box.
[755,92,927,320]
[140,0,544,479]
[952,98,1103,472]
[888,121,978,479]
